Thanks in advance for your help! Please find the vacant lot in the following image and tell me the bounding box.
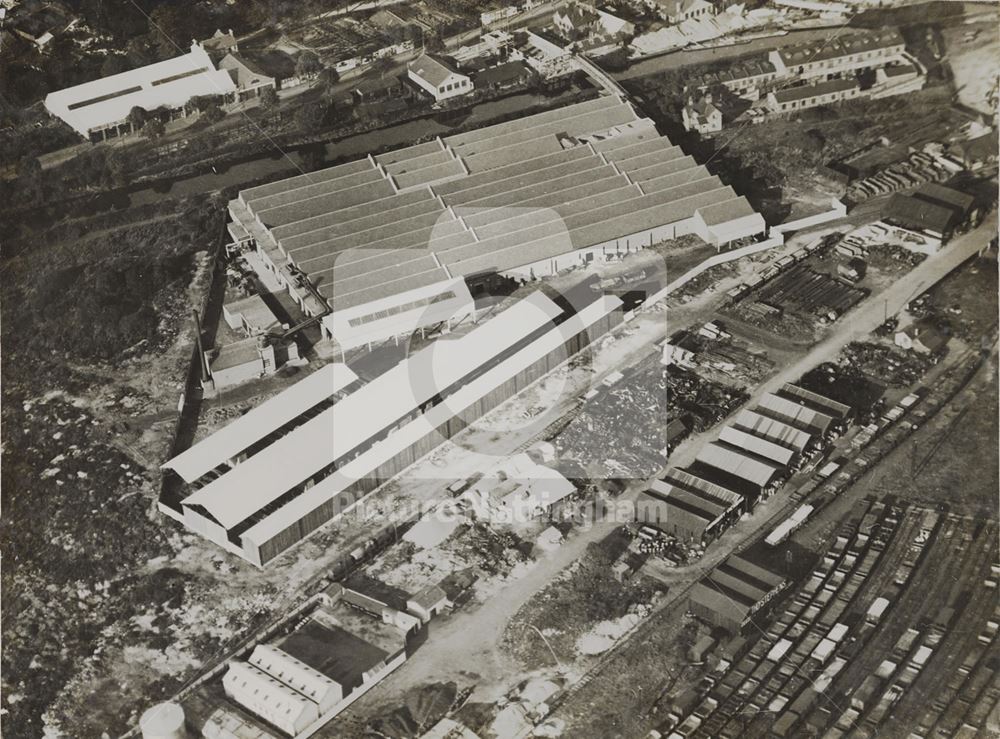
[499,531,662,671]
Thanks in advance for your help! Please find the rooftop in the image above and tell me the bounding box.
[883,192,957,234]
[44,43,236,135]
[773,78,858,104]
[163,363,358,483]
[408,54,461,87]
[776,28,904,67]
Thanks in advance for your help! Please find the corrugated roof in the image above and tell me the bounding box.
[696,443,782,488]
[732,409,812,452]
[757,393,834,435]
[662,468,743,507]
[271,189,434,242]
[719,427,796,467]
[242,157,374,202]
[249,645,340,700]
[163,363,357,483]
[445,94,620,147]
[914,182,975,214]
[779,383,852,418]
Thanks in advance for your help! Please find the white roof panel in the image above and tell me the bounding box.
[240,294,622,549]
[183,292,564,530]
[696,443,782,488]
[732,409,812,452]
[45,44,236,136]
[163,363,358,483]
[719,427,796,467]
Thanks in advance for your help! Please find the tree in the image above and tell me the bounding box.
[202,102,225,124]
[371,56,394,79]
[141,119,166,139]
[101,54,132,78]
[259,87,279,110]
[295,50,322,79]
[127,106,147,132]
[295,101,327,132]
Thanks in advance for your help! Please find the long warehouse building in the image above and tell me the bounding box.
[226,94,766,349]
[162,289,622,566]
[636,470,745,544]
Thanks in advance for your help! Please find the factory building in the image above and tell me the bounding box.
[635,470,744,544]
[691,442,784,506]
[731,409,814,453]
[226,94,766,348]
[162,289,622,566]
[717,426,798,468]
[882,182,979,242]
[756,392,836,438]
[44,42,236,140]
[688,555,787,635]
[777,383,853,423]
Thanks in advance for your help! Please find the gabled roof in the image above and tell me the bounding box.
[776,28,904,67]
[913,182,975,215]
[219,53,275,89]
[409,54,461,88]
[883,193,956,234]
[773,78,857,103]
[555,2,600,27]
[475,60,533,87]
[201,29,237,52]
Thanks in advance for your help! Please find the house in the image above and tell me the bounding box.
[218,53,277,101]
[465,454,577,522]
[199,28,239,57]
[236,49,301,89]
[408,54,473,102]
[474,60,535,91]
[768,28,905,79]
[406,585,450,623]
[553,2,601,38]
[895,321,949,355]
[10,1,76,50]
[353,75,408,103]
[682,94,723,133]
[766,78,862,114]
[654,0,714,24]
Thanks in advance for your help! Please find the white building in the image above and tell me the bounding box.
[44,42,235,140]
[248,645,342,714]
[222,661,319,736]
[408,54,473,102]
[682,95,723,133]
[162,292,622,566]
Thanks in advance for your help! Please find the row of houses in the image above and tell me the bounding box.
[636,383,852,546]
[681,28,917,133]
